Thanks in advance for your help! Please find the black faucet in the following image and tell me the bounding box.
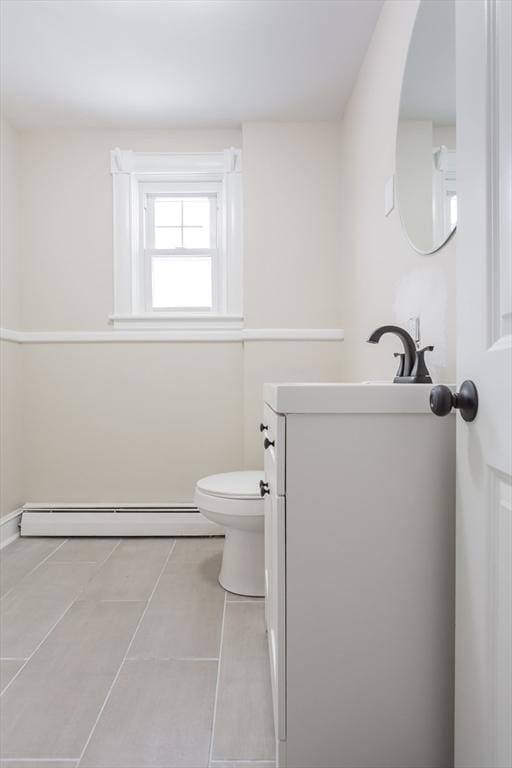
[367,325,433,383]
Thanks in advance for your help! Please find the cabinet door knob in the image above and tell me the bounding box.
[259,423,268,432]
[430,380,478,422]
[264,437,275,449]
[259,480,270,496]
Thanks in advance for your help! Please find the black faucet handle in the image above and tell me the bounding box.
[411,345,434,383]
[393,352,405,378]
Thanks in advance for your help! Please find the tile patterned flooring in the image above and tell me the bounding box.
[0,537,275,768]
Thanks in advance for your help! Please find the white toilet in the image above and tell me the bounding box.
[194,470,265,597]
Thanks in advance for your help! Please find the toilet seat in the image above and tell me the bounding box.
[195,487,263,517]
[196,470,264,500]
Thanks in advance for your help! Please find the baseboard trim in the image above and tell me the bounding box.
[0,508,23,549]
[20,508,224,537]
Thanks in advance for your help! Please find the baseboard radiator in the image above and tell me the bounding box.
[20,504,224,538]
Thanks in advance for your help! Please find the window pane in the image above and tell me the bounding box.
[183,198,211,248]
[182,198,210,227]
[154,199,181,226]
[183,226,210,249]
[152,256,212,308]
[155,227,182,249]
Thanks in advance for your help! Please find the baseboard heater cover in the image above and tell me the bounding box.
[20,505,223,537]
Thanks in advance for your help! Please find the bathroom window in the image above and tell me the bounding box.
[110,148,243,330]
[144,188,218,311]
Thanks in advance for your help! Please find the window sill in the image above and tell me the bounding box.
[108,313,244,331]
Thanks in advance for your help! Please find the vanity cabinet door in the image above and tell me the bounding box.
[262,404,286,496]
[264,488,286,743]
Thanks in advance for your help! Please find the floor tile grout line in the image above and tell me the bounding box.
[209,762,275,765]
[0,760,80,764]
[0,657,29,661]
[0,538,69,603]
[5,763,270,768]
[46,560,98,565]
[0,597,77,698]
[0,757,275,768]
[86,539,123,572]
[94,598,153,603]
[75,538,177,767]
[226,600,264,604]
[125,656,220,661]
[72,539,123,599]
[1,539,121,700]
[208,590,228,767]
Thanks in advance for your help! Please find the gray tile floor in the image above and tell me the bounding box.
[0,537,275,768]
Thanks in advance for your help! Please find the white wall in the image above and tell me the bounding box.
[340,0,456,384]
[0,117,23,517]
[7,124,342,505]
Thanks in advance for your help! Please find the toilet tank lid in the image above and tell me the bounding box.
[196,471,265,500]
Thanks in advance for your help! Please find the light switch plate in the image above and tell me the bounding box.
[384,175,395,216]
[407,316,421,344]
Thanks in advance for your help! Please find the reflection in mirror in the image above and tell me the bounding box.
[396,0,456,254]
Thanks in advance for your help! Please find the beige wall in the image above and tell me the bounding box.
[243,122,342,327]
[242,122,343,465]
[3,0,459,507]
[340,0,456,384]
[22,342,243,503]
[1,118,20,329]
[0,341,23,517]
[7,124,342,505]
[19,128,242,331]
[1,118,23,516]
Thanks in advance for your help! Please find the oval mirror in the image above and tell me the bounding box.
[396,0,456,255]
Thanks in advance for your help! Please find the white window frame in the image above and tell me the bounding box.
[110,148,243,330]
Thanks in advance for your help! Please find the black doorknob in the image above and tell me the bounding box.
[264,437,275,449]
[430,380,478,422]
[259,480,270,496]
[259,423,268,432]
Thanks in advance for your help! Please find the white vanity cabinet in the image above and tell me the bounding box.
[262,384,455,768]
[261,404,286,744]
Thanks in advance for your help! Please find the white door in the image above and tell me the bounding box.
[455,1,512,766]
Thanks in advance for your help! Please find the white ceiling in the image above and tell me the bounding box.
[0,0,383,129]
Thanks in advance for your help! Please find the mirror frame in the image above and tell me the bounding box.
[395,0,457,256]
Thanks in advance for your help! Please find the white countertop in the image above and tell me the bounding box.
[263,382,453,414]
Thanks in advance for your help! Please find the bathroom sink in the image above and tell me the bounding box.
[263,381,444,414]
[361,380,393,384]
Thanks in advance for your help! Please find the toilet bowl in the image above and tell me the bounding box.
[194,471,265,597]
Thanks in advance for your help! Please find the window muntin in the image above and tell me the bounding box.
[153,197,212,249]
[143,186,219,312]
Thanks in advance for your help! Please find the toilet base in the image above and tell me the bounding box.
[218,527,265,597]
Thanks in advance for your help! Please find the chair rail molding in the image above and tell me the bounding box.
[0,327,345,344]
